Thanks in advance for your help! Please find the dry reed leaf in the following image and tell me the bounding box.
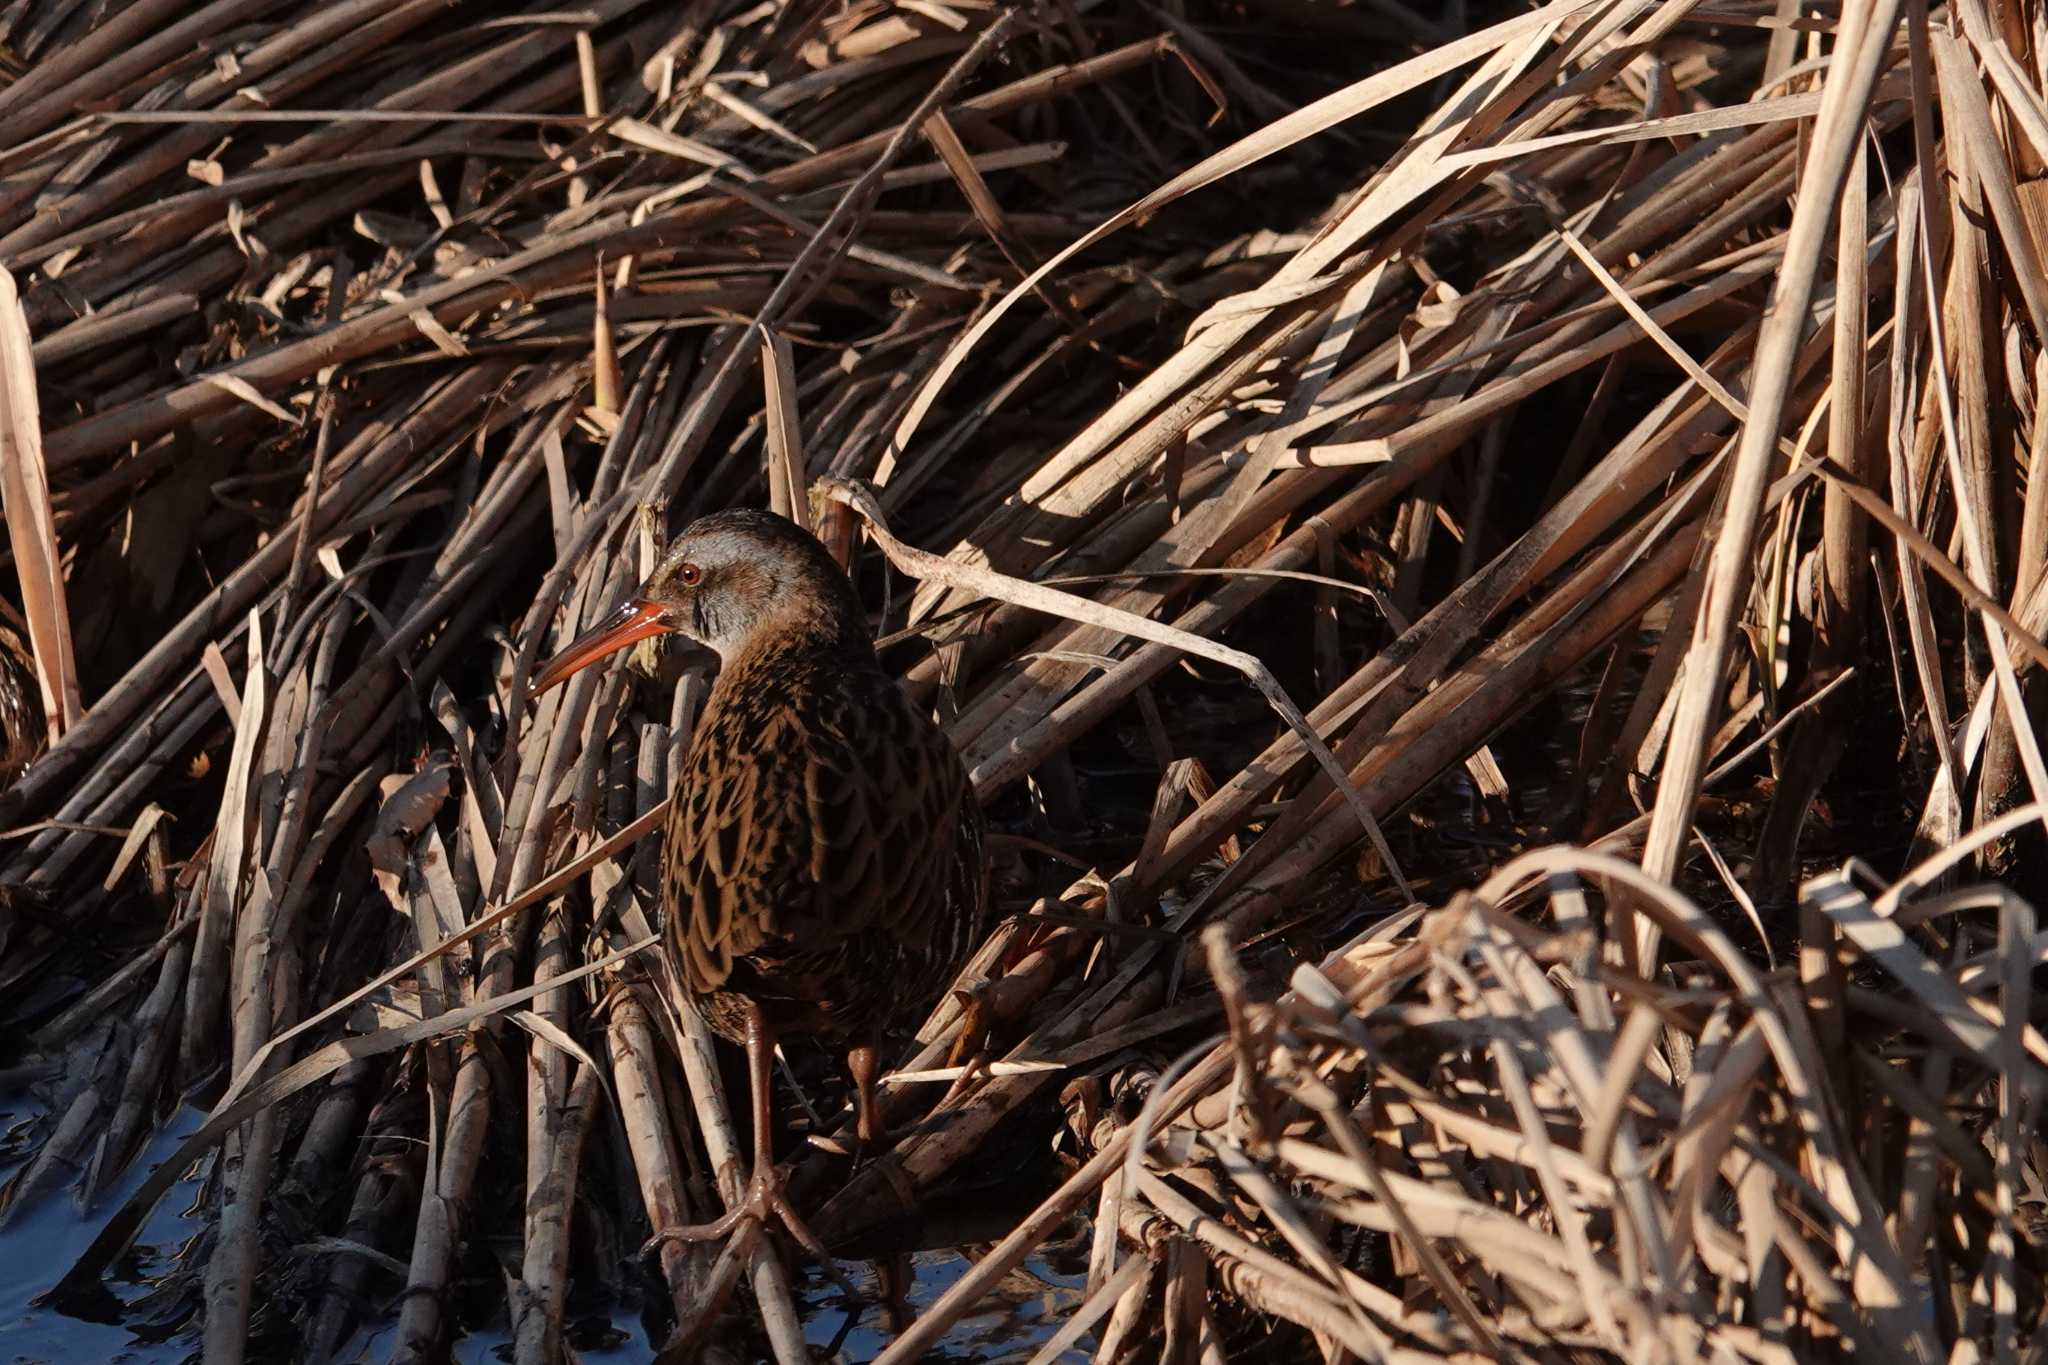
[199,640,243,728]
[99,803,168,892]
[0,265,77,738]
[508,1007,616,1109]
[611,116,754,177]
[202,372,302,425]
[760,329,807,532]
[591,264,619,414]
[181,608,268,1083]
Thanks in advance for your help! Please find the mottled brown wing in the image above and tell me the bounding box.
[662,683,807,998]
[662,666,979,1035]
[797,675,970,940]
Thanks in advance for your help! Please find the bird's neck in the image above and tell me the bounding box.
[718,603,876,678]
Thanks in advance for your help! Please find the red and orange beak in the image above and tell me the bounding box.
[531,599,676,695]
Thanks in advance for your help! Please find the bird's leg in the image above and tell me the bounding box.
[656,1003,858,1301]
[944,984,992,1070]
[741,1002,777,1207]
[846,1042,885,1155]
[845,1043,915,1333]
[659,1006,782,1243]
[878,1255,914,1335]
[804,1042,883,1161]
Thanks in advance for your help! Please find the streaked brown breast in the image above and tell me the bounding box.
[660,640,986,1046]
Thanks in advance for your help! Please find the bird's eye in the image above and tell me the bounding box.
[677,562,702,587]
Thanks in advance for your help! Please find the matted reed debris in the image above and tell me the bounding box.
[1025,850,2048,1365]
[3,0,2048,1361]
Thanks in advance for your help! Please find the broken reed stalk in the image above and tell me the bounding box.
[8,1,2048,1362]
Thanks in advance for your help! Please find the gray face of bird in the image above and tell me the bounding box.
[530,510,871,697]
[642,512,868,664]
[641,534,769,662]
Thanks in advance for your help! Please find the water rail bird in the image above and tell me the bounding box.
[533,508,987,1251]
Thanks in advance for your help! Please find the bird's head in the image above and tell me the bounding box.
[531,509,867,694]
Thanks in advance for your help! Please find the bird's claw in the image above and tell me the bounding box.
[640,1161,791,1257]
[737,1161,783,1225]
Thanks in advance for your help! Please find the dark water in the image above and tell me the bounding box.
[0,1101,1086,1364]
[791,1249,1088,1364]
[1,1108,209,1364]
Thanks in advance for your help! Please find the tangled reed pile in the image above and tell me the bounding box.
[2,0,2047,1361]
